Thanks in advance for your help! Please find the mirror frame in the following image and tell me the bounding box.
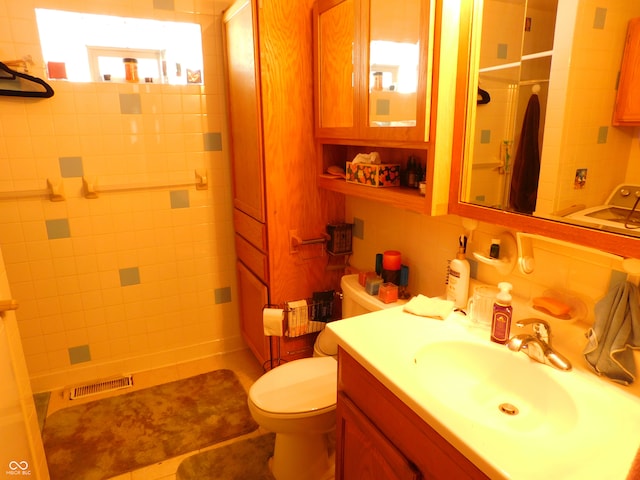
[449,0,640,259]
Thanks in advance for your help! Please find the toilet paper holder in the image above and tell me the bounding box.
[262,291,337,370]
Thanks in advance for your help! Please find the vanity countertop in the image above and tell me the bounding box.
[327,304,640,479]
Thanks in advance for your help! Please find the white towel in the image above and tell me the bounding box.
[403,295,455,320]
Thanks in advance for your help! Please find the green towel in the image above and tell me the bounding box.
[584,281,640,385]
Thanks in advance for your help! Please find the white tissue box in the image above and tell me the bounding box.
[345,162,400,187]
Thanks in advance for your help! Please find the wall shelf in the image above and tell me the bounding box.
[318,175,426,213]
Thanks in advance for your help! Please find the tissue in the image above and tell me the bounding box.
[351,152,381,164]
[263,308,284,336]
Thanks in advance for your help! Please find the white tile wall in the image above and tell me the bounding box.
[0,0,241,392]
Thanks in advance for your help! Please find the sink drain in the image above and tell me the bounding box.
[499,403,519,415]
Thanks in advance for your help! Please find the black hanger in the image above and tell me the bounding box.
[0,62,54,98]
[477,87,490,105]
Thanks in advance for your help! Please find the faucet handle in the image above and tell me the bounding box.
[515,318,551,343]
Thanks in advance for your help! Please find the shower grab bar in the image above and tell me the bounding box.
[0,299,19,317]
[82,170,208,199]
[0,178,65,202]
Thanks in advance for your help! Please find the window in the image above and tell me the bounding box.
[35,9,204,85]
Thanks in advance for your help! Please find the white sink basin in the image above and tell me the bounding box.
[413,339,578,436]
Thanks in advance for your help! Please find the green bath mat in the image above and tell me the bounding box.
[42,369,258,480]
[177,433,276,480]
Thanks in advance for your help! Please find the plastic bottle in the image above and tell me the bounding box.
[490,282,513,344]
[489,238,501,259]
[123,58,139,83]
[446,246,470,308]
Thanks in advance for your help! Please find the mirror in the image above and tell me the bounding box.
[368,0,421,127]
[451,0,640,258]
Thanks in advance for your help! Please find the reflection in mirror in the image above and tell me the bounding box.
[35,9,203,85]
[368,0,420,127]
[461,0,640,239]
[463,0,556,212]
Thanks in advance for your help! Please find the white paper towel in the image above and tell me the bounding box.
[263,308,284,336]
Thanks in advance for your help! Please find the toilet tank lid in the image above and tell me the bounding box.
[250,357,337,414]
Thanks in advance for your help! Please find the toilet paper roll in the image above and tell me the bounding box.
[263,308,284,336]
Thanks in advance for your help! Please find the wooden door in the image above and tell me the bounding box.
[336,392,421,480]
[223,0,266,222]
[614,18,640,125]
[236,260,269,365]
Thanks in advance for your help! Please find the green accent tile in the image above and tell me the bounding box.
[480,129,491,143]
[153,0,174,10]
[497,43,508,59]
[203,132,222,151]
[170,190,190,209]
[469,258,478,280]
[59,156,83,178]
[215,287,232,304]
[33,392,50,433]
[119,267,140,286]
[597,126,608,144]
[375,98,390,116]
[119,93,142,114]
[46,218,71,239]
[475,195,486,202]
[353,217,364,240]
[69,345,91,365]
[593,7,607,29]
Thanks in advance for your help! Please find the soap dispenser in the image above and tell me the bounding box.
[490,282,513,344]
[446,235,470,308]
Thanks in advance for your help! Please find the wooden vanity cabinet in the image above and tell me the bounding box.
[336,348,489,480]
[613,17,640,125]
[223,0,345,366]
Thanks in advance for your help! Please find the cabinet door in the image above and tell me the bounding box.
[336,392,421,480]
[223,1,266,222]
[315,0,431,143]
[314,0,358,138]
[236,260,269,365]
[613,18,640,125]
[360,0,430,142]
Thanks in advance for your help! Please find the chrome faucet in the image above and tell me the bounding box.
[507,318,572,371]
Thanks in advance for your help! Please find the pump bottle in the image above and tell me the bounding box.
[490,282,513,344]
[446,246,470,309]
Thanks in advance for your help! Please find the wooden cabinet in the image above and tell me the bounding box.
[336,348,489,480]
[314,0,459,215]
[337,393,420,480]
[223,0,345,366]
[314,0,431,143]
[613,18,640,126]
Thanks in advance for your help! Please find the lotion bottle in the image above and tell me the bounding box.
[490,282,513,344]
[446,239,470,308]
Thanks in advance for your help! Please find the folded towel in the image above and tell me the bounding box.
[403,295,455,320]
[583,281,640,385]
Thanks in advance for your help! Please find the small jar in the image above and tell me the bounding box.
[123,58,139,83]
[373,71,383,91]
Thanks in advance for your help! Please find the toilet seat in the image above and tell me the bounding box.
[249,357,337,415]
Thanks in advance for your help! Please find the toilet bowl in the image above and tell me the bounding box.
[247,274,405,480]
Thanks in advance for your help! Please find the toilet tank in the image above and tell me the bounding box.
[341,274,403,317]
[314,274,406,357]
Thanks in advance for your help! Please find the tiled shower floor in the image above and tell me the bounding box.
[42,348,267,480]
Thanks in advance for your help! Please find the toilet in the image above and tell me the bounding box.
[247,274,404,480]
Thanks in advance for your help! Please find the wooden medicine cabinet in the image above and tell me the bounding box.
[313,0,459,216]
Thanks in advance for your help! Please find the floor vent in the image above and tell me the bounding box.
[69,375,134,400]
